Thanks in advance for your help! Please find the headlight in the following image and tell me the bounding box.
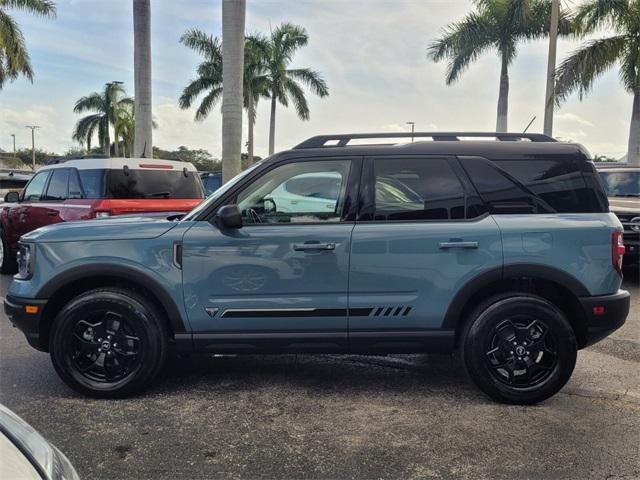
[16,243,34,280]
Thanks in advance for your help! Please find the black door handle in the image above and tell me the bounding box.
[293,242,336,251]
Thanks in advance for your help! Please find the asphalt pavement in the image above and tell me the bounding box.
[1,272,638,479]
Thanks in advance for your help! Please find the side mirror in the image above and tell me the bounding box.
[215,204,242,229]
[4,191,20,203]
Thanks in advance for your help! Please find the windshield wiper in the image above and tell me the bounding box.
[144,191,171,198]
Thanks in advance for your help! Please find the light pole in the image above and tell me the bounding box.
[10,134,16,158]
[406,121,415,142]
[24,126,40,170]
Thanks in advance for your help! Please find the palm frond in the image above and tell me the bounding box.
[427,11,496,64]
[73,92,106,114]
[574,0,631,34]
[554,35,628,104]
[0,9,33,88]
[283,78,310,121]
[286,68,328,97]
[619,39,640,92]
[194,86,223,121]
[0,0,56,17]
[180,29,222,62]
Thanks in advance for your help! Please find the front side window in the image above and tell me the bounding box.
[22,171,51,202]
[373,158,465,221]
[236,160,351,224]
[44,168,69,201]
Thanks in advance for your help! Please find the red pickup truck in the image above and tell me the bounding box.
[0,156,204,272]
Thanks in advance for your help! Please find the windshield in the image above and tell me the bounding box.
[599,171,640,197]
[181,161,264,221]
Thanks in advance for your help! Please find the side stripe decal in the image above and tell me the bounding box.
[219,306,411,318]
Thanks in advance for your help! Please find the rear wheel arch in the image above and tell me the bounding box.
[445,265,589,348]
[38,266,186,351]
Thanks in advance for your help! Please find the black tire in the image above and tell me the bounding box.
[461,293,577,405]
[0,229,16,274]
[50,288,169,398]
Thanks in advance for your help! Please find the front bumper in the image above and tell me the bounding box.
[579,289,630,348]
[4,295,48,351]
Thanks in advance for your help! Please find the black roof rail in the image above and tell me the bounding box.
[46,154,110,165]
[293,132,557,149]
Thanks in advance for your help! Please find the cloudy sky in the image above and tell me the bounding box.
[0,0,630,159]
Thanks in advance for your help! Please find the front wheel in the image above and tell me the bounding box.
[50,288,169,398]
[461,293,577,405]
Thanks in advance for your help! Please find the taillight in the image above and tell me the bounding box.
[612,230,625,276]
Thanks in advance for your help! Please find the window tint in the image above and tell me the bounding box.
[44,168,69,201]
[494,159,591,213]
[22,171,50,202]
[373,158,465,220]
[236,160,351,224]
[459,158,537,214]
[76,169,204,199]
[107,170,203,199]
[78,169,106,199]
[68,169,83,199]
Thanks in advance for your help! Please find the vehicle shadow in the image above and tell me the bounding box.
[148,351,485,403]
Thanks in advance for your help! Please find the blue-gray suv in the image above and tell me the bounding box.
[4,132,631,404]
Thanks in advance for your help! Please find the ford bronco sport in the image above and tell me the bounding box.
[4,132,630,404]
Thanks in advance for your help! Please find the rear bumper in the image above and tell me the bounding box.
[4,295,48,351]
[579,290,630,348]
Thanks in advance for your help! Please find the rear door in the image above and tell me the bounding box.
[181,157,360,352]
[348,156,502,352]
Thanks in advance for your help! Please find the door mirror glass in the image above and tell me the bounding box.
[215,204,243,229]
[4,191,20,203]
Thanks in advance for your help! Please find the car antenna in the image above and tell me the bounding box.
[523,116,536,133]
[141,141,147,158]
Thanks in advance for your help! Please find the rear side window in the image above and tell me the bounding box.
[372,158,466,221]
[76,169,203,199]
[44,168,69,201]
[460,157,595,214]
[68,169,83,199]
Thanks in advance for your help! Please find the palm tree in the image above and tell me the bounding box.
[114,102,157,157]
[264,23,329,154]
[180,30,270,165]
[555,0,640,166]
[133,0,152,158]
[427,0,573,132]
[72,82,133,156]
[0,0,56,89]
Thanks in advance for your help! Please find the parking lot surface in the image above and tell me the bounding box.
[1,273,638,479]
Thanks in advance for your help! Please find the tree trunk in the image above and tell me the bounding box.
[104,120,110,156]
[496,53,509,133]
[628,89,640,166]
[248,100,255,164]
[221,0,245,183]
[133,0,153,158]
[268,92,276,155]
[114,132,120,157]
[543,0,560,136]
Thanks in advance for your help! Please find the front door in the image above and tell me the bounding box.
[348,156,502,352]
[6,170,52,247]
[181,158,359,352]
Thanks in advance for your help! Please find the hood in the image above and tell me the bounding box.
[608,196,640,214]
[22,215,179,243]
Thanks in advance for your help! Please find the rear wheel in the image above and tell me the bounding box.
[461,293,577,405]
[50,288,169,398]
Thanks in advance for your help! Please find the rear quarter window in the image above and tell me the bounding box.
[460,157,597,214]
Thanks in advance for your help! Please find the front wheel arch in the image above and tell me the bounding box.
[38,271,185,351]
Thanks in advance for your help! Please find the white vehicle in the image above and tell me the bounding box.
[0,404,79,480]
[267,171,343,213]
